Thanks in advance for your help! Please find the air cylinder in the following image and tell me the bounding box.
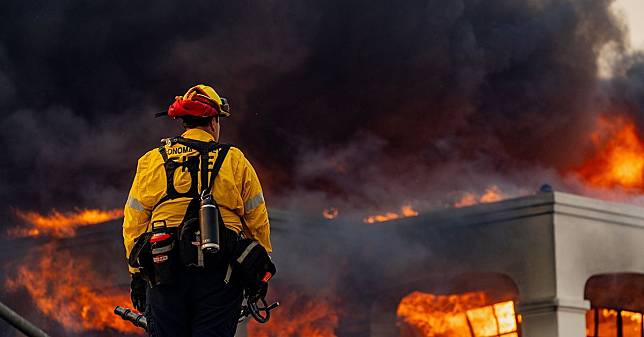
[200,194,220,254]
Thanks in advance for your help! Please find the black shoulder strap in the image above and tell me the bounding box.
[153,144,171,209]
[153,137,231,210]
[158,144,169,162]
[205,145,231,195]
[200,150,209,196]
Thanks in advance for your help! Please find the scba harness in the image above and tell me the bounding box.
[154,137,230,215]
[129,136,235,285]
[127,136,279,325]
[156,137,238,273]
[129,137,276,299]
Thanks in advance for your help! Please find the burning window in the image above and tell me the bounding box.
[397,291,520,337]
[586,308,643,337]
[585,274,644,337]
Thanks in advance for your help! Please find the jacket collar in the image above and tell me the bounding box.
[181,128,215,142]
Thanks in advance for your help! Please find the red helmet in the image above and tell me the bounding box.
[164,84,231,119]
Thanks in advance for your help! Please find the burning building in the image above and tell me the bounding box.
[2,190,643,337]
[356,190,644,337]
[256,190,644,337]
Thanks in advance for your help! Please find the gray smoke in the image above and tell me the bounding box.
[0,0,642,221]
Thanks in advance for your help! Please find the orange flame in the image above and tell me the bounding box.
[9,208,124,238]
[247,291,338,337]
[454,185,505,208]
[575,115,644,190]
[322,208,339,220]
[5,244,140,334]
[363,203,419,224]
[397,291,518,337]
[586,308,643,337]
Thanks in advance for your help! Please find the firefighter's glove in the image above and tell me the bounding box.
[247,280,268,303]
[130,272,147,312]
[234,239,276,300]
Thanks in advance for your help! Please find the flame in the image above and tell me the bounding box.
[5,244,140,334]
[247,291,338,337]
[401,204,420,217]
[9,208,124,238]
[454,185,506,208]
[323,208,339,220]
[586,308,643,337]
[397,291,518,337]
[622,310,643,337]
[364,203,419,224]
[575,115,644,190]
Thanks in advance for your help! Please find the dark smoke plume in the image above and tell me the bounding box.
[0,0,642,223]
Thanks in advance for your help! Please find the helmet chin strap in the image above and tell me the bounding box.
[208,119,220,141]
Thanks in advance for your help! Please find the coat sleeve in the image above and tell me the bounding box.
[122,153,155,274]
[234,151,272,253]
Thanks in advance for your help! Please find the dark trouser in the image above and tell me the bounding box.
[145,266,243,337]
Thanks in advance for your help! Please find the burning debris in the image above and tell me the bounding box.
[363,204,420,224]
[397,291,518,337]
[322,185,512,225]
[8,209,124,238]
[4,243,139,334]
[323,208,339,220]
[453,186,507,209]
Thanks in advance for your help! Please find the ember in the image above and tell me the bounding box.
[4,244,140,334]
[363,203,419,224]
[247,291,338,337]
[575,115,644,191]
[8,208,124,238]
[397,291,519,337]
[323,208,339,220]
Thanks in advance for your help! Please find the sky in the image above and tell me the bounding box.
[615,0,644,50]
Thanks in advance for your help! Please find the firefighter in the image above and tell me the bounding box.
[122,84,274,337]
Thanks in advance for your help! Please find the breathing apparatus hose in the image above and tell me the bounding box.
[239,297,280,324]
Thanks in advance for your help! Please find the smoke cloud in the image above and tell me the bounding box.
[0,0,642,223]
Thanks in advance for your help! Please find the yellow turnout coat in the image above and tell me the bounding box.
[122,128,271,273]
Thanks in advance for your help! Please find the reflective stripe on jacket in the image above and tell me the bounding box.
[122,128,271,273]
